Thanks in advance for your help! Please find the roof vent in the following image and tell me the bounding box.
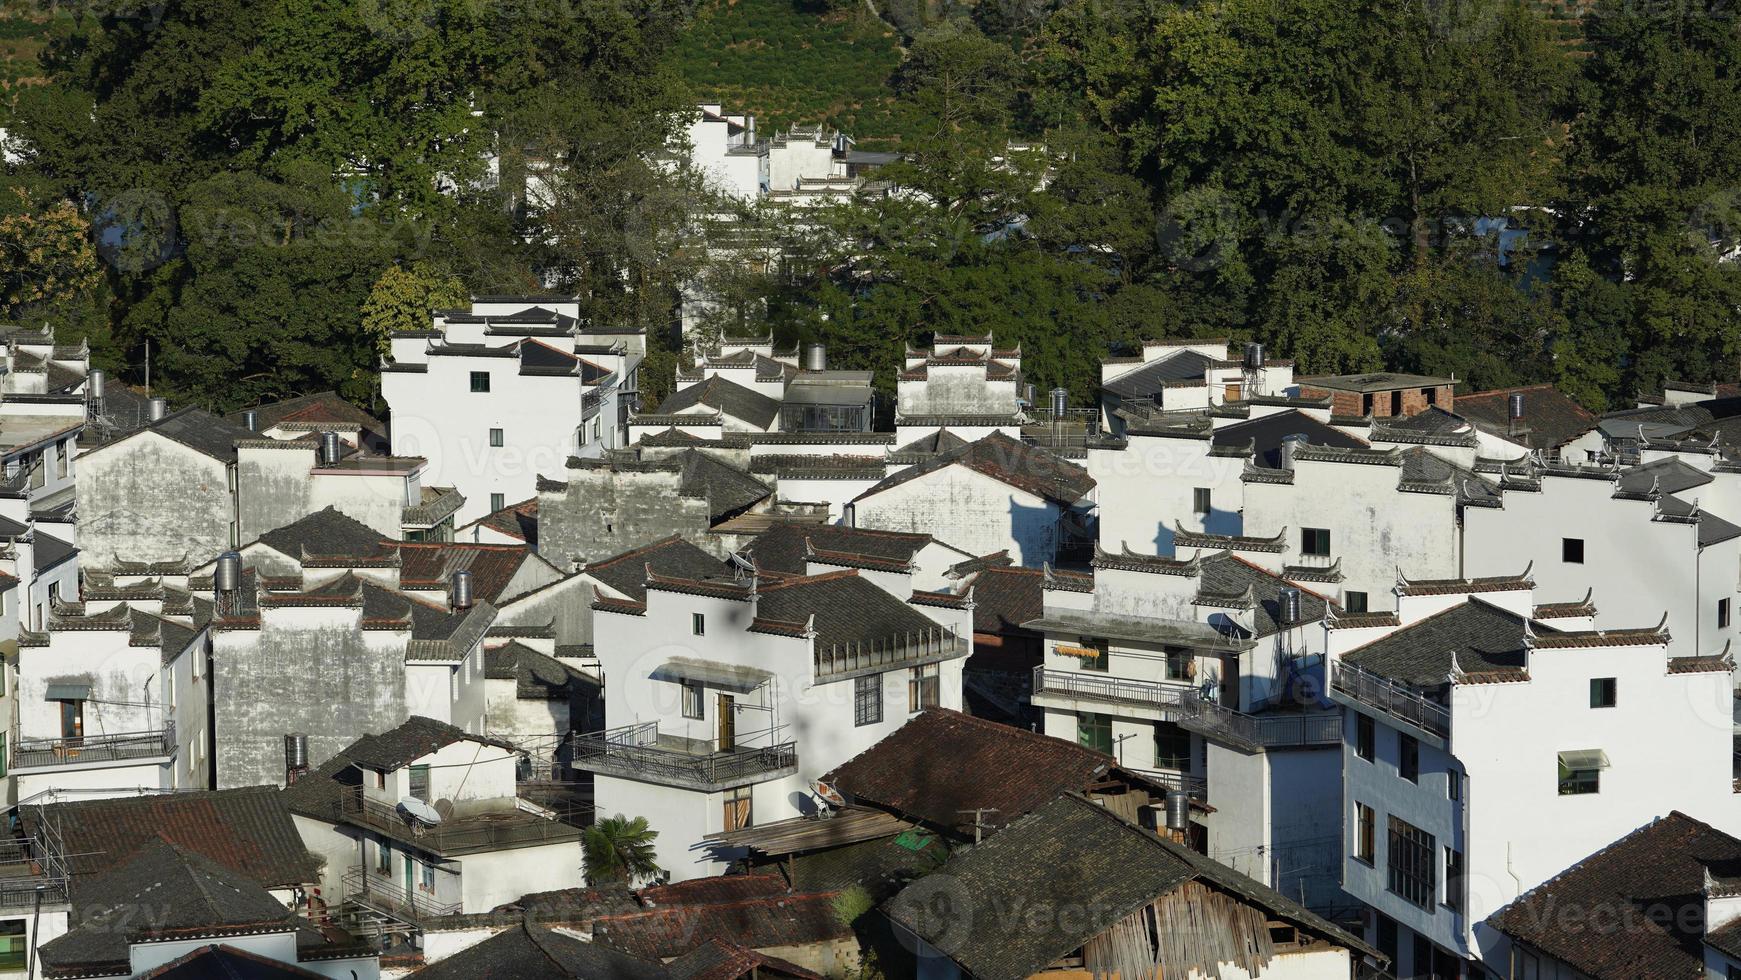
[450,569,474,610]
[147,397,167,422]
[319,431,342,466]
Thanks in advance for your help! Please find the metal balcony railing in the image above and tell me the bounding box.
[336,787,583,856]
[815,626,968,682]
[11,724,176,771]
[341,865,460,925]
[1033,666,1194,710]
[0,836,69,910]
[571,722,798,791]
[1330,660,1452,739]
[1034,668,1342,751]
[1130,768,1208,801]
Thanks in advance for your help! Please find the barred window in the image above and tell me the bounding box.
[854,674,882,727]
[1386,816,1436,910]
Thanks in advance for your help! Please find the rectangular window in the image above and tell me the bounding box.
[0,918,23,971]
[1447,769,1462,802]
[1356,714,1375,762]
[1386,816,1436,910]
[1590,677,1617,709]
[854,674,883,727]
[680,681,704,720]
[1562,537,1584,563]
[489,428,503,448]
[724,786,752,832]
[908,664,939,712]
[1354,802,1375,864]
[1301,527,1331,557]
[1390,391,1403,415]
[55,439,68,480]
[1192,487,1212,515]
[489,492,504,513]
[1154,721,1191,770]
[375,841,392,875]
[1444,847,1465,912]
[1081,639,1109,673]
[1558,750,1605,796]
[1077,712,1113,755]
[1399,733,1419,783]
[1345,591,1369,614]
[421,862,436,892]
[1722,598,1732,629]
[408,765,430,802]
[373,770,386,790]
[593,419,602,441]
[1164,646,1193,682]
[692,613,705,636]
[469,371,490,393]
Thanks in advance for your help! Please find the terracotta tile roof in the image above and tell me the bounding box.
[826,708,1121,836]
[1490,812,1741,980]
[27,785,319,890]
[637,873,789,908]
[593,891,852,961]
[1531,628,1669,649]
[854,432,1094,506]
[961,566,1047,636]
[1668,654,1733,674]
[399,541,539,603]
[1395,570,1534,596]
[226,390,388,446]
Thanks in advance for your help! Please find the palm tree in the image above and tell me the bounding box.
[582,814,663,886]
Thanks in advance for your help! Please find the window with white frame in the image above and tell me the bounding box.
[680,681,704,720]
[908,664,939,712]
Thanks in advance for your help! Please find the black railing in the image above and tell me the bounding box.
[1033,666,1193,710]
[571,723,798,790]
[1034,667,1342,750]
[0,837,69,910]
[11,724,176,771]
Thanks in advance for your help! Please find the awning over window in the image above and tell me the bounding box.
[1557,749,1611,770]
[649,657,772,694]
[44,683,90,701]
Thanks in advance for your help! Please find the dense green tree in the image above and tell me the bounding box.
[360,261,470,353]
[581,814,662,886]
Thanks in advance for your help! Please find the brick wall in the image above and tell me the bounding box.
[1296,384,1456,418]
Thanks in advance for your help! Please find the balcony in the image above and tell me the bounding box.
[1329,659,1451,743]
[0,836,69,911]
[1032,666,1194,712]
[341,865,460,926]
[10,724,176,773]
[571,722,798,792]
[813,625,969,683]
[336,787,582,856]
[1033,667,1342,753]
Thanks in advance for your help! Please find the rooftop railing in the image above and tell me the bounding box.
[336,786,582,856]
[571,722,798,792]
[10,724,176,772]
[814,625,968,682]
[0,836,69,910]
[341,865,460,925]
[1330,659,1452,740]
[1034,667,1342,752]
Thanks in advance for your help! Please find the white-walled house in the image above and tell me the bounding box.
[1323,573,1736,976]
[848,432,1096,568]
[284,717,582,938]
[1098,339,1295,436]
[381,297,644,525]
[581,559,971,881]
[894,336,1024,445]
[1026,543,1346,905]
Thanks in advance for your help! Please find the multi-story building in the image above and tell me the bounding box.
[381,297,644,524]
[1324,573,1735,975]
[895,336,1024,445]
[1098,339,1296,435]
[579,550,971,881]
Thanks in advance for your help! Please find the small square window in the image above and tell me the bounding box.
[1399,733,1419,783]
[1345,591,1369,614]
[1558,749,1606,795]
[1302,527,1331,557]
[489,493,505,513]
[680,681,704,719]
[1590,677,1617,709]
[489,428,503,448]
[1192,487,1211,515]
[1356,714,1375,762]
[470,371,491,393]
[1562,537,1585,564]
[692,613,705,636]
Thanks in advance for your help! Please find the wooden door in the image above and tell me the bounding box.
[717,694,735,752]
[1224,382,1242,403]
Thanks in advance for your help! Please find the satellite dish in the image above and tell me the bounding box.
[813,780,846,810]
[398,797,443,827]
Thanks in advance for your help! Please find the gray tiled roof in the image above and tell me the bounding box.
[1197,553,1329,637]
[150,407,257,462]
[753,571,948,654]
[1341,599,1550,685]
[256,506,395,561]
[1102,350,1216,399]
[584,535,731,601]
[657,376,780,430]
[885,794,1375,980]
[407,922,668,980]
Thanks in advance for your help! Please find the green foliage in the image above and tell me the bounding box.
[582,814,663,886]
[833,885,875,925]
[361,261,469,353]
[673,0,915,143]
